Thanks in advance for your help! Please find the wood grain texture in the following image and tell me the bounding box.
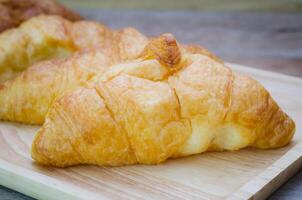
[77,10,302,77]
[0,63,301,200]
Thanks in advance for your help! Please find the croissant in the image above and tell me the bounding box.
[0,26,148,124]
[31,34,295,167]
[0,14,117,82]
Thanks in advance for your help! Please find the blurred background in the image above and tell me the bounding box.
[59,0,302,11]
[57,0,302,77]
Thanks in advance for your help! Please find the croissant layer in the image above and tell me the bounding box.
[0,15,149,82]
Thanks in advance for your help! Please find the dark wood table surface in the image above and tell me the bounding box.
[0,10,301,200]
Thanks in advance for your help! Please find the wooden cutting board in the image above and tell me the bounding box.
[0,63,301,200]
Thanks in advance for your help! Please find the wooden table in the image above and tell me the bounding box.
[0,10,301,200]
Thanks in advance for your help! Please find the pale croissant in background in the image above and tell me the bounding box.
[0,15,119,82]
[31,34,295,167]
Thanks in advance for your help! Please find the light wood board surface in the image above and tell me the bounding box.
[0,63,301,200]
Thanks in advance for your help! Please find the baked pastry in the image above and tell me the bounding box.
[31,34,295,167]
[0,15,115,82]
[0,0,82,33]
[0,26,148,124]
[0,17,221,125]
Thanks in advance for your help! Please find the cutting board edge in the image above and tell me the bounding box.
[0,160,108,200]
[228,141,302,200]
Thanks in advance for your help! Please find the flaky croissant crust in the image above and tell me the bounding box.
[31,34,295,167]
[0,15,148,82]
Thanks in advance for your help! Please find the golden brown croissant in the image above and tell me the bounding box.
[31,34,295,167]
[0,26,149,124]
[0,14,116,82]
